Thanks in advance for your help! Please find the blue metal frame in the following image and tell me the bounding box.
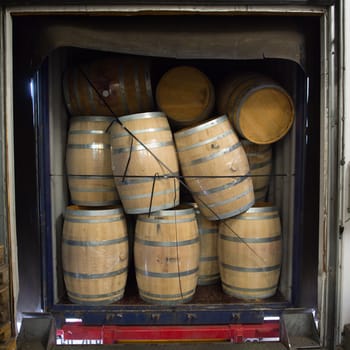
[34,61,55,310]
[291,68,308,306]
[50,301,288,328]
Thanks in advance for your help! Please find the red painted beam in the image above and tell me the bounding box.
[58,322,280,344]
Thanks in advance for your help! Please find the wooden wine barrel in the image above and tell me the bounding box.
[63,56,154,116]
[66,116,120,206]
[191,203,220,286]
[62,206,128,305]
[174,115,254,220]
[241,140,272,202]
[110,112,180,214]
[134,206,200,304]
[156,66,214,126]
[217,73,294,144]
[218,203,282,300]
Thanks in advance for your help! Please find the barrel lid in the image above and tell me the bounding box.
[142,204,195,217]
[156,66,214,125]
[118,111,166,122]
[174,115,228,138]
[65,205,124,217]
[244,202,278,213]
[233,84,295,144]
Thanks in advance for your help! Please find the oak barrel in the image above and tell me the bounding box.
[174,115,254,220]
[191,203,220,286]
[62,206,128,305]
[134,205,200,304]
[241,140,272,202]
[63,56,154,117]
[156,66,214,126]
[66,116,120,206]
[217,73,294,144]
[110,112,180,214]
[218,203,282,299]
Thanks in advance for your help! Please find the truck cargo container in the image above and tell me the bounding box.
[1,0,350,349]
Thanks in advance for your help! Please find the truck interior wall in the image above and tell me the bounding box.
[11,13,321,322]
[296,18,321,308]
[13,46,43,318]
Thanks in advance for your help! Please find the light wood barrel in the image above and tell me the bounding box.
[134,206,200,304]
[62,206,129,305]
[63,56,154,117]
[218,203,282,300]
[241,140,272,202]
[110,112,180,214]
[217,73,294,144]
[174,115,254,220]
[156,66,214,126]
[191,203,220,286]
[66,116,120,206]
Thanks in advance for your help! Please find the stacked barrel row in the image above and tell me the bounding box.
[61,55,294,305]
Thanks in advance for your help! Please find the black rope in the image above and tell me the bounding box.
[148,173,159,217]
[174,208,184,301]
[122,137,134,183]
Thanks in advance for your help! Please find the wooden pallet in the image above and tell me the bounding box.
[0,266,8,288]
[0,246,3,266]
[0,265,12,346]
[0,322,11,344]
[0,311,9,325]
[0,337,16,350]
[0,286,9,307]
[0,267,10,324]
